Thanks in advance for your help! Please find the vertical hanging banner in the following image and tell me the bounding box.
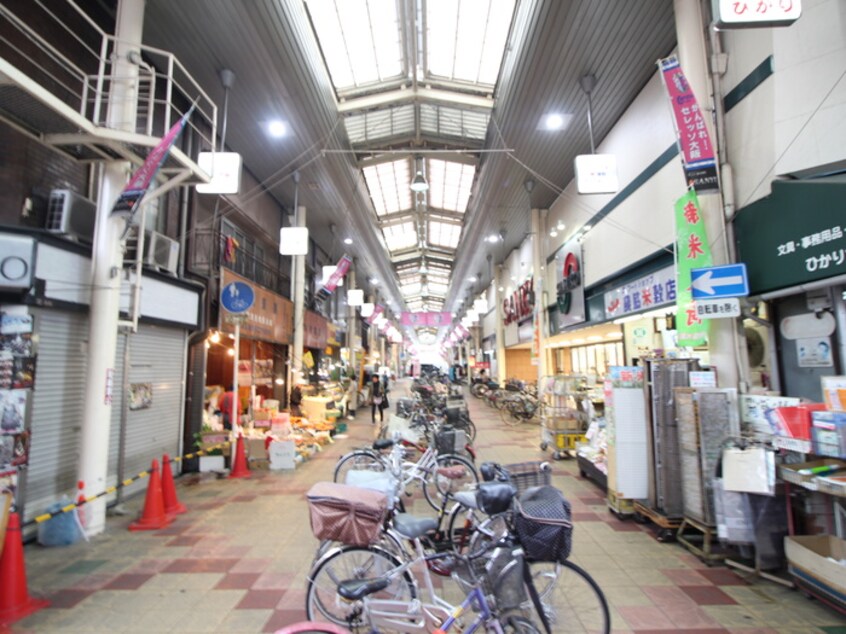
[314,254,352,303]
[111,105,195,217]
[425,312,452,327]
[659,56,719,193]
[675,190,713,347]
[366,304,384,325]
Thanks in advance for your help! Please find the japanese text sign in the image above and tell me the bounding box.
[675,190,712,347]
[715,0,801,28]
[604,265,677,319]
[659,56,719,193]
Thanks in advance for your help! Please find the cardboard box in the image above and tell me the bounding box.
[785,535,846,605]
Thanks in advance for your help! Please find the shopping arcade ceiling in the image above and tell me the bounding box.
[141,0,677,340]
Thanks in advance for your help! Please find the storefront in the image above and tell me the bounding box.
[215,268,292,414]
[502,277,537,382]
[0,231,202,527]
[734,178,846,401]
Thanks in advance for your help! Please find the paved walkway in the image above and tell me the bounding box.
[5,381,846,632]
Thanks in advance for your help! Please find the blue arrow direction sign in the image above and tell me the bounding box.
[221,281,255,313]
[691,263,749,299]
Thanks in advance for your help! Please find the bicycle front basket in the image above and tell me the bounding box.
[306,481,388,547]
[514,485,573,562]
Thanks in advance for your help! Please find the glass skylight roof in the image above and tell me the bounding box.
[363,159,413,216]
[306,0,518,314]
[427,159,474,213]
[428,217,462,249]
[382,220,417,252]
[345,104,416,144]
[401,281,422,297]
[426,0,515,86]
[306,0,404,92]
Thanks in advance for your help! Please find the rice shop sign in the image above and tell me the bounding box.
[604,265,677,319]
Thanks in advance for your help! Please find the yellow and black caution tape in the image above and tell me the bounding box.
[22,441,232,528]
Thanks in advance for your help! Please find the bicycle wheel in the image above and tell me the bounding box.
[500,400,523,426]
[444,504,487,553]
[305,545,416,632]
[333,450,384,484]
[527,560,610,633]
[455,416,477,442]
[422,454,479,510]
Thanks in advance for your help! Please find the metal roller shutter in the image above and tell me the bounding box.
[23,310,185,523]
[112,324,186,493]
[23,309,122,522]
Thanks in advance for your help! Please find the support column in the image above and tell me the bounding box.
[291,205,306,385]
[348,266,358,413]
[79,0,144,535]
[532,208,549,383]
[495,267,507,384]
[673,0,740,390]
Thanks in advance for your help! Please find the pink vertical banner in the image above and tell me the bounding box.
[367,304,384,325]
[659,56,719,193]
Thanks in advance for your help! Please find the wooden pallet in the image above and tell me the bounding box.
[676,515,726,565]
[633,500,682,542]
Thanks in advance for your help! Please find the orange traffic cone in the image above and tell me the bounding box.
[129,459,172,531]
[0,512,49,626]
[161,454,186,518]
[228,434,251,479]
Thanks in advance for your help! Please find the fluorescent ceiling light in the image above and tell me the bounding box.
[540,113,573,131]
[468,276,477,282]
[268,120,287,137]
[343,237,353,245]
[549,229,558,237]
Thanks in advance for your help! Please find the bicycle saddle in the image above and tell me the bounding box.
[337,576,391,601]
[436,465,468,480]
[372,438,394,451]
[392,513,438,539]
[477,482,517,516]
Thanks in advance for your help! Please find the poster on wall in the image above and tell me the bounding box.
[551,238,585,331]
[0,389,27,435]
[796,336,834,368]
[129,383,153,410]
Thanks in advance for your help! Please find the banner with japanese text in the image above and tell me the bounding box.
[112,105,194,217]
[675,190,712,347]
[366,304,384,325]
[314,254,352,303]
[659,56,719,193]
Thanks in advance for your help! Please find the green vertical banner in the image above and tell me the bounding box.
[674,189,712,347]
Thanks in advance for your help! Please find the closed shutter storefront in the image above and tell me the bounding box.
[23,309,186,524]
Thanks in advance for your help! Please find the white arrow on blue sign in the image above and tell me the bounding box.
[221,281,255,313]
[691,263,749,299]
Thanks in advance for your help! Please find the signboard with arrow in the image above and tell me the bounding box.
[691,264,749,299]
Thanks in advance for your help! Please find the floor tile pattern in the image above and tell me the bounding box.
[4,379,846,633]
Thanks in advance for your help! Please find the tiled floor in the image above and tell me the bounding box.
[4,380,846,633]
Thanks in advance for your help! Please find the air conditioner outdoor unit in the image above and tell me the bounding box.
[46,189,97,243]
[143,230,180,275]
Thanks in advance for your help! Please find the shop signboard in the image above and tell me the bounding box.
[503,278,534,326]
[674,190,712,347]
[734,180,846,295]
[304,310,329,350]
[659,56,719,193]
[220,269,293,344]
[694,297,741,319]
[714,0,801,28]
[551,238,585,331]
[604,265,677,320]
